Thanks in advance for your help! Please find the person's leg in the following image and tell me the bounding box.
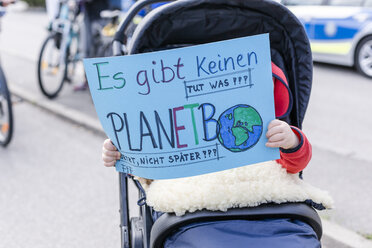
[74,9,92,91]
[46,0,59,22]
[80,9,92,59]
[75,0,110,91]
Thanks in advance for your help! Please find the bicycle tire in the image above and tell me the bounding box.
[37,33,68,99]
[0,66,13,147]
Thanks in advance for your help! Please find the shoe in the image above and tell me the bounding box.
[73,81,88,91]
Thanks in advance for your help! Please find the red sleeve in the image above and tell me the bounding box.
[276,127,312,174]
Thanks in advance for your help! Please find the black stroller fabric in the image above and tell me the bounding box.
[163,219,319,248]
[128,0,313,129]
[116,0,320,247]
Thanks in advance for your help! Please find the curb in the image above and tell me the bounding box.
[8,83,372,248]
[9,83,106,137]
[322,219,372,248]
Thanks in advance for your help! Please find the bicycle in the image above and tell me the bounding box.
[37,0,83,99]
[0,0,14,147]
[0,65,13,147]
[38,0,123,98]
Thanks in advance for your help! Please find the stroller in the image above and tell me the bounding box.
[112,0,320,247]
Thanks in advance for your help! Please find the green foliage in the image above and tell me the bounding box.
[23,0,45,7]
[362,233,372,240]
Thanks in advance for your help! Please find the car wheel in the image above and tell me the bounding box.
[355,36,372,78]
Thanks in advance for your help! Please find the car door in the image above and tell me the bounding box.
[283,0,327,40]
[309,1,364,56]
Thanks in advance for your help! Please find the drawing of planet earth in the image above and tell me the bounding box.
[217,104,263,152]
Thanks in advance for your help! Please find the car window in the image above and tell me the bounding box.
[328,0,363,6]
[281,0,324,5]
[364,0,372,7]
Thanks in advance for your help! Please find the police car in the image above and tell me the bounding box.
[282,0,372,78]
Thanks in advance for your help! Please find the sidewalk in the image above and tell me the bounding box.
[3,7,372,248]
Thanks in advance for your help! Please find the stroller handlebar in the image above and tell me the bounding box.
[113,0,174,56]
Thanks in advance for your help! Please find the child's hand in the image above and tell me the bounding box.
[102,139,121,167]
[265,119,299,149]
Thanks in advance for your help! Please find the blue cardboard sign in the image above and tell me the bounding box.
[84,33,280,179]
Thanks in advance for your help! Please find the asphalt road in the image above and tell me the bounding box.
[0,100,120,247]
[1,7,372,247]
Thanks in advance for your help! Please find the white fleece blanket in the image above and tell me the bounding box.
[139,161,334,216]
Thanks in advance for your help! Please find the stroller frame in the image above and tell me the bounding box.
[113,0,320,247]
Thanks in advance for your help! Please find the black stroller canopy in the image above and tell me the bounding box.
[127,0,313,129]
[112,2,321,247]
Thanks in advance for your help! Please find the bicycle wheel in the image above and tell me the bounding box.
[0,66,13,147]
[37,33,68,99]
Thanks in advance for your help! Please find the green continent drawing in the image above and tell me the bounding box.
[217,104,263,152]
